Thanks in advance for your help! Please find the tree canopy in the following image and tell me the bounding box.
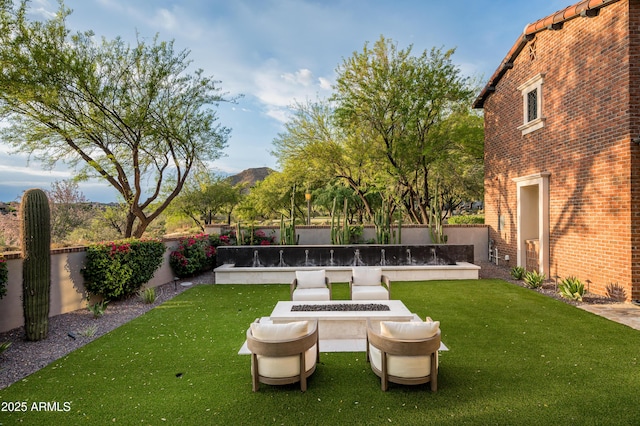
[272,36,483,225]
[0,1,233,237]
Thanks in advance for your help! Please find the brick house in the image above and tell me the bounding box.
[473,0,640,302]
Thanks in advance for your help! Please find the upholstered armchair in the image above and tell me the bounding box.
[290,270,332,301]
[350,267,390,300]
[366,318,441,391]
[246,319,319,392]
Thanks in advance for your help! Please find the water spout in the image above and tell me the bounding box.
[406,248,412,265]
[252,250,262,267]
[353,249,366,266]
[304,249,310,266]
[380,249,386,266]
[278,250,287,267]
[329,250,335,266]
[430,247,437,264]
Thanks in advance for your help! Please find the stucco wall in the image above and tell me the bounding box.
[0,241,179,333]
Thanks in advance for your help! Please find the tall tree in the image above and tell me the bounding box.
[170,172,242,230]
[0,1,233,237]
[332,36,478,224]
[45,179,92,244]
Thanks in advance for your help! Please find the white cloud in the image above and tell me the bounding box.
[251,62,332,122]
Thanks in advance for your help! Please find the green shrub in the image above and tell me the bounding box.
[82,239,165,300]
[0,255,7,299]
[0,341,10,355]
[523,270,546,288]
[447,214,484,225]
[87,300,108,318]
[558,276,585,301]
[510,266,526,280]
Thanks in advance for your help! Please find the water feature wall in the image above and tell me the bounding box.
[216,244,474,268]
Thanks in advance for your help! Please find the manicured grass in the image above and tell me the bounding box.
[1,280,639,425]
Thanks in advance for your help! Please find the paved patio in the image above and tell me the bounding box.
[578,303,640,331]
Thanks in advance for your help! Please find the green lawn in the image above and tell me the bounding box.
[1,280,639,425]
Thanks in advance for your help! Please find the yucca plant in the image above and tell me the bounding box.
[139,287,157,304]
[558,276,585,301]
[523,270,545,289]
[510,266,526,280]
[88,300,108,318]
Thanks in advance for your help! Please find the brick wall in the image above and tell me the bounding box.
[483,1,639,301]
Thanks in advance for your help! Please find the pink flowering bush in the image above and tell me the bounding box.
[170,234,216,278]
[82,238,165,300]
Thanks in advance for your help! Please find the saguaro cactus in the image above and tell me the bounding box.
[20,188,51,341]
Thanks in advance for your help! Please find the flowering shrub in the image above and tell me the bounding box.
[82,238,165,300]
[170,234,216,278]
[212,229,276,246]
[0,255,7,299]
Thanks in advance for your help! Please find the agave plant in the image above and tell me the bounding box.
[510,266,526,280]
[523,270,545,289]
[558,276,585,301]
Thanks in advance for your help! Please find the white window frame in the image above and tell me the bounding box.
[517,73,545,135]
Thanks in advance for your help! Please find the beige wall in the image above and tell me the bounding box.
[0,240,179,333]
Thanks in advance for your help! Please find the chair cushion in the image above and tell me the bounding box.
[256,344,318,377]
[352,267,382,286]
[352,285,389,300]
[251,321,308,341]
[369,345,433,378]
[380,321,440,339]
[292,287,331,301]
[295,270,326,288]
[251,321,316,378]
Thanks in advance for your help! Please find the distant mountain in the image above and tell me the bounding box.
[226,167,274,188]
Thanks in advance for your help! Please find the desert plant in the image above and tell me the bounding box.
[77,324,98,338]
[523,270,545,289]
[0,254,7,299]
[139,287,157,304]
[82,239,165,299]
[558,276,585,301]
[0,341,11,356]
[510,266,526,280]
[20,188,51,341]
[88,300,109,318]
[447,214,485,225]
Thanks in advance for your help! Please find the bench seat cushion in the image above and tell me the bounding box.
[352,285,388,300]
[292,287,331,301]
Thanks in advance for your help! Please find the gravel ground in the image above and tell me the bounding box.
[0,264,615,390]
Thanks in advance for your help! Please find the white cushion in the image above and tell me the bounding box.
[380,321,440,339]
[352,267,382,286]
[256,344,318,378]
[369,345,434,378]
[292,287,331,301]
[250,321,316,378]
[295,270,326,288]
[251,321,308,341]
[352,285,389,300]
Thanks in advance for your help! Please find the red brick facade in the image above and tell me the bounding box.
[478,0,640,301]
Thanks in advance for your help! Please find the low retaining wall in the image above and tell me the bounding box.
[0,241,179,334]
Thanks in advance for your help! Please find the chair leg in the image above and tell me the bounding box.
[381,352,388,391]
[251,354,259,392]
[430,355,438,392]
